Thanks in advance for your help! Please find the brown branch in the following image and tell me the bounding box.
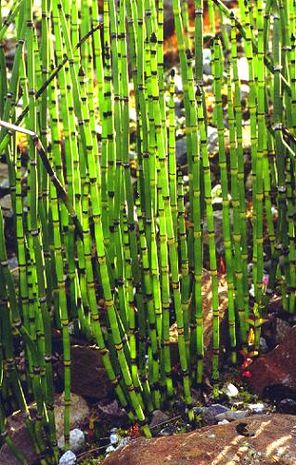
[0,120,83,239]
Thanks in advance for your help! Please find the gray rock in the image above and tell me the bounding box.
[218,419,229,425]
[106,445,116,455]
[150,410,170,428]
[203,207,233,256]
[110,433,119,445]
[0,162,9,185]
[275,318,291,345]
[0,194,13,217]
[259,337,269,353]
[207,126,218,154]
[159,425,177,436]
[0,178,9,194]
[216,410,249,421]
[203,48,212,75]
[58,429,85,453]
[202,404,230,425]
[278,398,296,414]
[203,63,211,75]
[8,255,18,270]
[59,450,76,465]
[176,137,187,166]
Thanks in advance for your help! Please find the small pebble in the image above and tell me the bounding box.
[218,419,229,425]
[106,445,116,455]
[58,429,85,453]
[110,433,119,445]
[238,56,249,81]
[58,450,76,465]
[159,425,177,436]
[224,383,239,398]
[247,403,265,414]
[249,284,255,298]
[259,337,269,353]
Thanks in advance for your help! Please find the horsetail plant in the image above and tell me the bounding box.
[0,1,295,464]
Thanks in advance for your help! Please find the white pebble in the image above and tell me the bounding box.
[224,383,239,398]
[106,445,116,456]
[218,419,229,425]
[247,403,265,414]
[58,429,85,453]
[110,433,119,445]
[58,450,76,465]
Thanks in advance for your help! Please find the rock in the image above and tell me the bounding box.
[174,74,183,93]
[58,428,85,453]
[159,425,178,436]
[101,414,296,465]
[216,410,249,421]
[0,410,37,465]
[176,137,187,166]
[201,404,230,425]
[203,63,211,76]
[223,383,239,398]
[0,162,9,191]
[260,337,269,353]
[170,270,229,380]
[110,433,119,445]
[116,437,130,450]
[57,345,114,401]
[217,419,229,425]
[278,399,296,415]
[8,255,18,270]
[240,83,250,98]
[59,450,77,465]
[176,127,218,167]
[248,326,296,399]
[275,318,291,345]
[106,445,116,455]
[54,393,90,440]
[0,193,13,217]
[238,57,249,81]
[97,399,128,427]
[247,403,266,414]
[207,126,218,154]
[0,178,9,194]
[169,272,229,377]
[98,399,126,418]
[203,49,212,75]
[149,410,170,428]
[203,209,228,255]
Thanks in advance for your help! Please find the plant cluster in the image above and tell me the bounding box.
[0,0,295,464]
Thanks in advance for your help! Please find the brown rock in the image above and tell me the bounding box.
[249,326,296,399]
[0,410,36,465]
[102,414,296,465]
[58,345,114,400]
[170,271,229,375]
[54,392,90,439]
